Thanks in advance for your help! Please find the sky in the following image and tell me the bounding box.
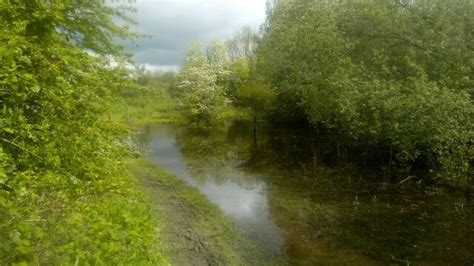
[127,0,267,71]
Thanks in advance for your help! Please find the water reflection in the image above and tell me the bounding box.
[141,124,473,265]
[144,125,284,257]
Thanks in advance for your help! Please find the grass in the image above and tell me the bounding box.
[109,86,252,128]
[110,88,181,127]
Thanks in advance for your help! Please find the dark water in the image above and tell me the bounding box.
[141,123,473,265]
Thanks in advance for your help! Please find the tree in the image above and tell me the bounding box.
[176,42,227,126]
[207,40,231,71]
[0,1,162,264]
[236,80,275,145]
[225,27,261,102]
[227,26,260,61]
[257,0,474,184]
[207,40,233,91]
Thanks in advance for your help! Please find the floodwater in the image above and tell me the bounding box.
[140,123,473,265]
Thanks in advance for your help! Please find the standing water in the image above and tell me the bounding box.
[141,123,473,265]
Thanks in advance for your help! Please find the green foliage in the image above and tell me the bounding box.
[236,81,274,117]
[112,81,179,126]
[234,69,275,128]
[136,69,176,90]
[174,28,264,127]
[175,42,228,127]
[230,55,275,120]
[257,0,474,184]
[0,0,165,264]
[226,27,260,100]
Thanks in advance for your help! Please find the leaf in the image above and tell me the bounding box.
[2,127,14,134]
[30,86,41,93]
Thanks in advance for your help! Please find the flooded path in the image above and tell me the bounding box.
[141,123,473,265]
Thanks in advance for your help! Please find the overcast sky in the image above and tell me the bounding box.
[127,0,267,71]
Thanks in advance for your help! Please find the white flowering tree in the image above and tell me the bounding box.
[177,42,227,126]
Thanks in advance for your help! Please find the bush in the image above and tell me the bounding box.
[0,1,165,263]
[257,0,474,184]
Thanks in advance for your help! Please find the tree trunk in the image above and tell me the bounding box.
[252,113,257,147]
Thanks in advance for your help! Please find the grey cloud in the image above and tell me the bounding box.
[133,48,182,65]
[126,0,266,70]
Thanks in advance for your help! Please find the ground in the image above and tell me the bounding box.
[140,170,224,265]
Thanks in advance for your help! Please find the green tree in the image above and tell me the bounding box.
[0,0,163,264]
[226,27,260,102]
[236,80,275,144]
[257,0,474,184]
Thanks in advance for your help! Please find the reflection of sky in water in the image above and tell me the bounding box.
[145,126,283,255]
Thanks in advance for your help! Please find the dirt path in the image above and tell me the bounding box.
[140,175,224,266]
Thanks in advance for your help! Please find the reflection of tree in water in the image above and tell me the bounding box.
[172,123,271,189]
[334,195,474,264]
[173,127,247,185]
[158,123,474,265]
[262,164,474,265]
[229,123,474,265]
[235,123,319,171]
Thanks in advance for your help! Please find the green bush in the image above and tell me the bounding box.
[0,1,165,264]
[257,0,474,184]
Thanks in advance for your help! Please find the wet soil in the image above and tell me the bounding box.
[140,174,226,266]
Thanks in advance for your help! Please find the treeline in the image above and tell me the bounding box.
[1,1,163,264]
[174,0,473,186]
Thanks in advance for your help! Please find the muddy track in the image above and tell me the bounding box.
[140,175,227,266]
